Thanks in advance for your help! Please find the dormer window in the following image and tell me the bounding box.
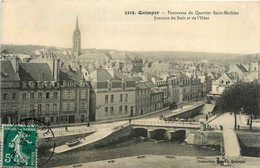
[122,80,126,90]
[107,80,112,90]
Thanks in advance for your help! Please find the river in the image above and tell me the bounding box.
[43,137,220,167]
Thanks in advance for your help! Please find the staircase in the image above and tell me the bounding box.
[200,104,215,114]
[223,129,241,157]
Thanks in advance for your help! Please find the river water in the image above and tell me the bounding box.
[44,137,220,167]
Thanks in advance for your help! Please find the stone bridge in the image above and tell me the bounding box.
[131,120,200,140]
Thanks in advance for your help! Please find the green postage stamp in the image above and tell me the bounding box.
[1,125,37,168]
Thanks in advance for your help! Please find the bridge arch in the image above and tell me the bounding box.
[152,129,167,140]
[170,130,186,142]
[132,128,148,138]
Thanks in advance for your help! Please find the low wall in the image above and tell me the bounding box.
[167,104,204,120]
[237,132,260,148]
[38,131,95,150]
[69,125,132,152]
[193,131,223,146]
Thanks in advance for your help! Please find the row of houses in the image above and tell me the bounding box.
[1,58,205,125]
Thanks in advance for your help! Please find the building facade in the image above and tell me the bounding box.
[136,82,151,116]
[88,67,136,121]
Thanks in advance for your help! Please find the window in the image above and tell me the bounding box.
[54,92,58,99]
[22,105,27,113]
[45,104,50,112]
[46,92,50,99]
[125,94,128,101]
[105,107,108,116]
[30,93,34,99]
[80,102,85,110]
[80,90,87,99]
[124,105,128,114]
[110,95,114,103]
[61,116,67,122]
[50,117,54,123]
[69,102,75,111]
[81,115,85,122]
[110,107,114,115]
[62,102,67,111]
[30,105,34,112]
[2,105,8,112]
[12,93,17,99]
[120,94,123,102]
[119,106,122,114]
[216,87,219,92]
[62,90,68,99]
[122,81,126,90]
[3,93,8,100]
[37,104,42,112]
[12,106,17,112]
[22,93,26,99]
[53,104,57,112]
[108,81,112,90]
[105,95,108,103]
[69,90,76,99]
[38,93,42,99]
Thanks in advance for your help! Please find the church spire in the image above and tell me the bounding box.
[76,15,79,30]
[73,15,81,56]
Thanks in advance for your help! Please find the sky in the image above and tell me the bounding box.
[1,0,260,54]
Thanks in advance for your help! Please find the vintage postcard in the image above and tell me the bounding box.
[1,0,260,167]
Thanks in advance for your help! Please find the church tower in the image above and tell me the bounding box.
[73,16,81,56]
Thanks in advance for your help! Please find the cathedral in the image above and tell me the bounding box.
[73,16,81,56]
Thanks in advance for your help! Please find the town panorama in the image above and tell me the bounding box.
[1,17,260,168]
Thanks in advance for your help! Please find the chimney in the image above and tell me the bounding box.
[144,72,148,81]
[53,59,60,82]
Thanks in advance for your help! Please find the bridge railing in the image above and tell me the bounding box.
[131,120,200,128]
[112,123,130,131]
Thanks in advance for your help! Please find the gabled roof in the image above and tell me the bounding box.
[146,72,161,81]
[60,67,83,82]
[225,72,236,81]
[87,68,133,83]
[132,76,143,83]
[236,64,248,73]
[0,60,20,81]
[19,63,54,81]
[136,82,149,90]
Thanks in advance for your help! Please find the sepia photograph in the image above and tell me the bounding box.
[1,0,260,167]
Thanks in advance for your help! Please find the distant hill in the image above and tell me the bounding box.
[1,44,65,54]
[135,51,256,62]
[1,44,259,62]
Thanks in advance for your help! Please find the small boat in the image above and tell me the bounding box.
[66,138,81,147]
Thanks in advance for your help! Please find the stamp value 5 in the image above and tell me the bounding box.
[1,125,37,168]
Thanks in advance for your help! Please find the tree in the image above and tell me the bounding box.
[216,81,260,130]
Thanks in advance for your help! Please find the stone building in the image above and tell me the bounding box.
[59,66,90,124]
[135,82,151,116]
[18,60,60,124]
[87,67,136,121]
[1,59,20,124]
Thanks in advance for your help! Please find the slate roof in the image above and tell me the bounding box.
[87,68,135,88]
[60,67,82,82]
[0,60,20,81]
[146,72,161,81]
[19,63,54,81]
[136,82,149,90]
[225,72,236,81]
[77,52,112,60]
[236,64,248,73]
